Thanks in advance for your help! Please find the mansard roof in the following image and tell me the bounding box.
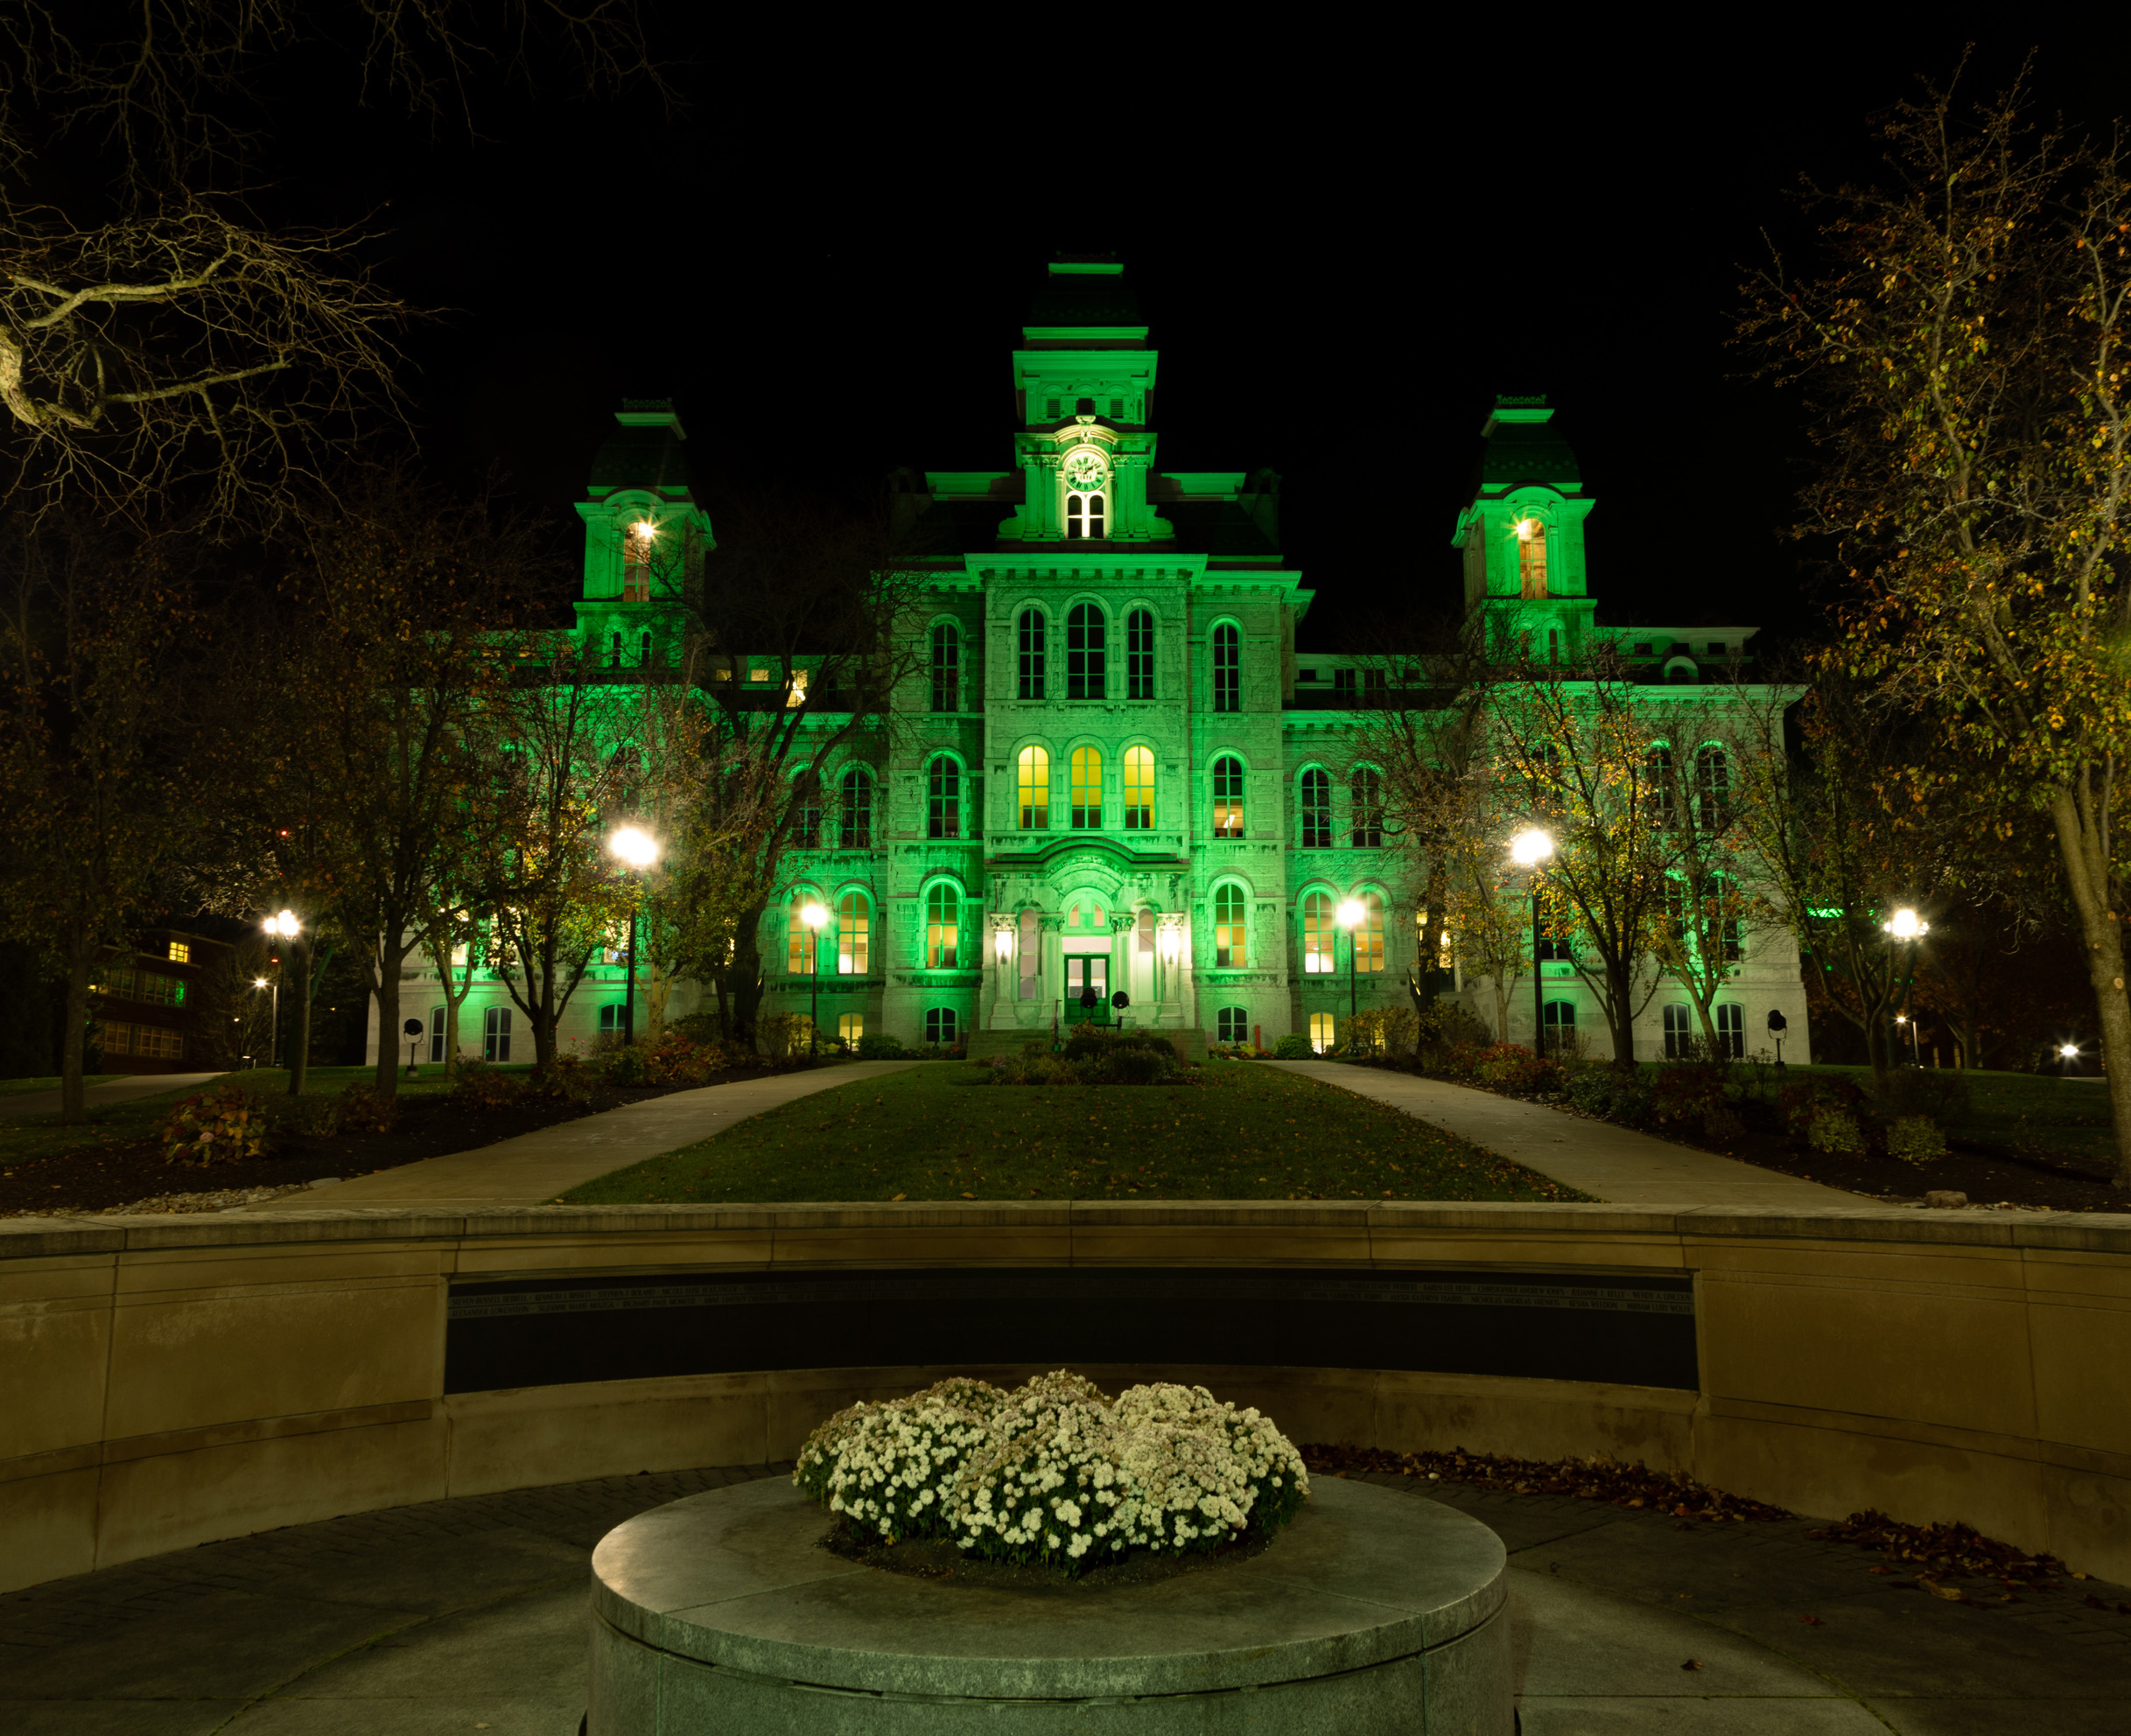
[1471,397,1581,498]
[587,402,697,500]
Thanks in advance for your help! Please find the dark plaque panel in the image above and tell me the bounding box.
[445,1267,1698,1395]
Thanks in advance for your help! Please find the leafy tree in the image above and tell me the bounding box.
[1740,65,2131,1177]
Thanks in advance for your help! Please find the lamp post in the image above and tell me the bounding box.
[1511,829,1554,1055]
[262,910,300,1080]
[1336,898,1364,1053]
[607,826,661,1046]
[1882,906,1929,1067]
[252,975,275,1069]
[802,901,828,1058]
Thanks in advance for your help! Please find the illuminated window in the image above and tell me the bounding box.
[1417,909,1454,970]
[930,621,959,713]
[791,774,821,849]
[838,767,873,850]
[1017,746,1049,830]
[1018,609,1047,699]
[1212,622,1240,713]
[1127,608,1155,698]
[167,941,191,963]
[1301,890,1334,974]
[1518,519,1548,598]
[1300,769,1331,848]
[1212,756,1244,837]
[1694,746,1731,830]
[925,886,959,970]
[926,1006,959,1045]
[1663,1003,1693,1059]
[927,757,960,840]
[1067,604,1105,698]
[622,526,651,601]
[1070,746,1103,829]
[1715,1003,1744,1059]
[1356,891,1385,972]
[1308,1012,1335,1054]
[1122,746,1154,830]
[838,892,870,975]
[1216,1007,1250,1046]
[1064,449,1107,538]
[1213,884,1248,967]
[787,892,820,975]
[1350,768,1384,847]
[838,1013,864,1045]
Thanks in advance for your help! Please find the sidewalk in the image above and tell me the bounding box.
[1267,1061,1858,1207]
[0,1071,225,1123]
[246,1060,921,1212]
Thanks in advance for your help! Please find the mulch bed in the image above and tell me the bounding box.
[1301,1442,1791,1522]
[0,1069,782,1217]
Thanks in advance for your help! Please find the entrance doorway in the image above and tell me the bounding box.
[1063,954,1109,1024]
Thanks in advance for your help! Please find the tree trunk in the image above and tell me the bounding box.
[60,946,92,1124]
[1606,960,1637,1068]
[644,958,671,1045]
[2049,790,2131,1185]
[730,914,768,1047]
[286,936,312,1096]
[371,927,404,1096]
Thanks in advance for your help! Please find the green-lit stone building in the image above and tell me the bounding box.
[468,259,1814,1064]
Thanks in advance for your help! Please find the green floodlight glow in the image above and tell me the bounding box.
[1806,906,1844,919]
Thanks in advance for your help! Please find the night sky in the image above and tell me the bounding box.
[265,17,2117,652]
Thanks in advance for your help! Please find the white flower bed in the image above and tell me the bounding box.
[793,1371,1310,1573]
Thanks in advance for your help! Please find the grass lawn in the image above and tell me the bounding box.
[558,1060,1591,1205]
[1773,1062,2118,1169]
[0,1074,122,1097]
[0,1063,520,1169]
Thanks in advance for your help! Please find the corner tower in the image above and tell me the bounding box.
[1450,396,1596,661]
[571,399,713,668]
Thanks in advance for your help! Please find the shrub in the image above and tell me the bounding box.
[454,1060,525,1110]
[335,1080,398,1136]
[1420,1002,1494,1053]
[160,1084,272,1166]
[1471,1042,1567,1096]
[987,1027,1181,1086]
[1271,1032,1314,1060]
[857,1034,907,1060]
[1566,1067,1653,1125]
[667,1012,726,1045]
[1649,1062,1729,1126]
[1806,1105,1867,1154]
[270,1092,341,1139]
[1777,1076,1866,1146]
[1886,1115,1949,1163]
[794,1371,1309,1574]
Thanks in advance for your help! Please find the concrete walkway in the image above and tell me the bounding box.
[248,1060,921,1212]
[1269,1061,1859,1208]
[0,1072,224,1123]
[2,1464,2121,1734]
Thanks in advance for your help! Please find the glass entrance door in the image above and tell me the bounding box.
[1063,954,1109,1024]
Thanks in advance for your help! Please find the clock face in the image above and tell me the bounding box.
[1062,450,1107,493]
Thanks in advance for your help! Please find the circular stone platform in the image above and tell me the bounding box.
[587,1474,1511,1733]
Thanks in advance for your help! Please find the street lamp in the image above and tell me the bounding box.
[261,910,298,1069]
[1510,829,1554,1055]
[802,901,828,1058]
[608,825,661,1046]
[1882,906,1929,1066]
[1337,898,1364,1052]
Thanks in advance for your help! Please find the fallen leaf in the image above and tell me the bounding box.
[1680,1658,1703,1671]
[1799,1614,1824,1625]
[1921,1581,1966,1602]
[890,1193,906,1201]
[1868,1565,1895,1576]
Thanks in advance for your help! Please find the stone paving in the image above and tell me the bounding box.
[2,1464,2123,1733]
[1269,1060,1861,1207]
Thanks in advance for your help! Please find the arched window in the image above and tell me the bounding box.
[838,892,870,975]
[1213,884,1248,967]
[1070,746,1103,829]
[639,629,654,666]
[1212,756,1244,838]
[1350,768,1384,848]
[1063,450,1107,539]
[1541,999,1575,1054]
[1018,609,1046,699]
[1646,744,1675,827]
[791,773,821,849]
[622,524,652,600]
[1300,769,1331,848]
[1216,1006,1250,1046]
[1122,746,1154,830]
[926,1006,960,1046]
[1517,516,1549,598]
[1067,604,1105,698]
[929,621,959,713]
[483,1004,512,1062]
[1308,1012,1335,1054]
[1694,746,1731,830]
[1300,890,1334,974]
[1127,608,1156,698]
[1212,622,1241,713]
[925,885,959,969]
[927,757,960,840]
[1714,1003,1744,1058]
[1356,891,1385,972]
[787,891,821,975]
[1017,746,1049,830]
[839,767,873,850]
[427,1005,448,1064]
[1663,1003,1693,1060]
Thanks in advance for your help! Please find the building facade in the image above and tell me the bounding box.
[389,260,1813,1064]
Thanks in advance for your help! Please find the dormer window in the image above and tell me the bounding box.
[1062,449,1107,540]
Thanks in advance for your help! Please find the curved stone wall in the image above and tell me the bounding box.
[2,1200,2126,1593]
